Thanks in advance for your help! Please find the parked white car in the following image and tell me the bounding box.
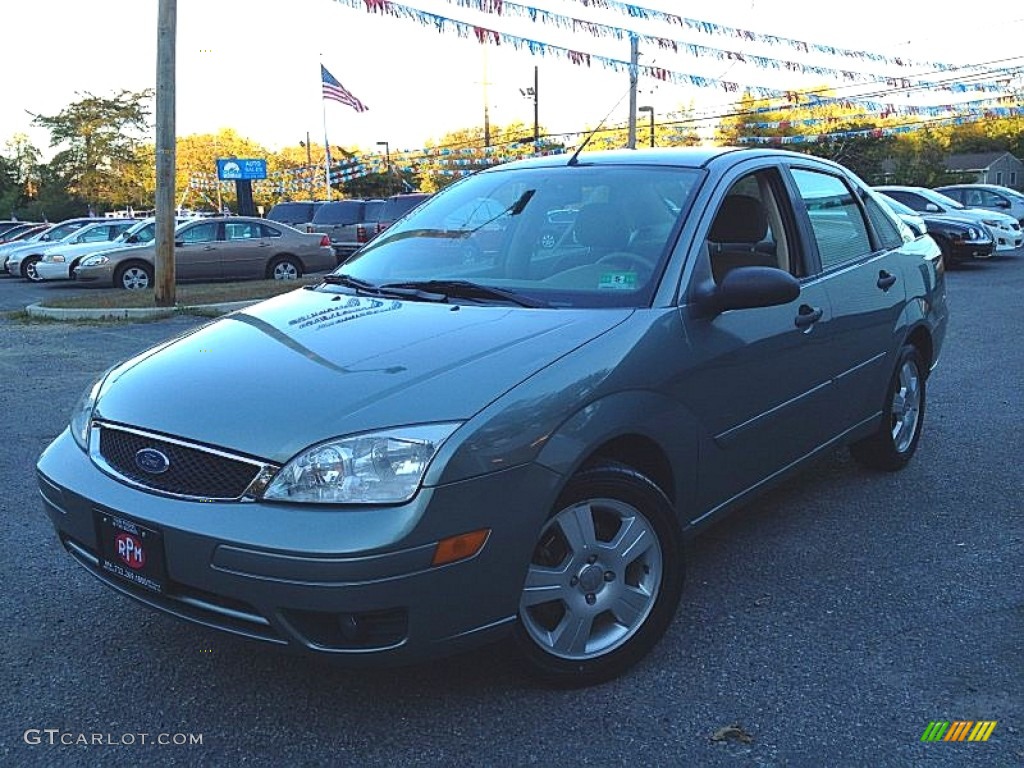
[4,218,117,280]
[33,219,166,281]
[935,183,1024,225]
[33,219,140,281]
[875,186,1023,251]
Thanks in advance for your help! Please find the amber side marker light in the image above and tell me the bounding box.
[432,529,490,566]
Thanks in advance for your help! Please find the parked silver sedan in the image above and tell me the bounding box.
[73,217,336,289]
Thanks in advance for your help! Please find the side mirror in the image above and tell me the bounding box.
[695,266,800,316]
[996,198,1011,209]
[174,240,185,247]
[925,203,941,213]
[904,219,927,237]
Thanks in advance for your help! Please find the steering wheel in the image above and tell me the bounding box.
[596,251,657,273]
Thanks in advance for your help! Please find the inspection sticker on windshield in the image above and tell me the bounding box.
[599,272,637,290]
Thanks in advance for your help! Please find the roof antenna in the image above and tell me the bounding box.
[567,87,633,167]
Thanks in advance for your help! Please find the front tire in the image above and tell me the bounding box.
[116,262,153,290]
[850,344,926,471]
[22,255,42,282]
[514,462,684,687]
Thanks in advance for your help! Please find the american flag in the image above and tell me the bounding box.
[321,65,368,113]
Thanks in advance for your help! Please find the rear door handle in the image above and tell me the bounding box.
[794,304,823,329]
[877,270,897,291]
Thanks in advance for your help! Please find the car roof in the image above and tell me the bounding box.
[488,146,844,173]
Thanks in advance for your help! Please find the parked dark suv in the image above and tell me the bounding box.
[267,201,324,231]
[373,193,432,236]
[307,199,371,261]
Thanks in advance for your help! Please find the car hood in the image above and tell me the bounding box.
[44,240,125,258]
[94,287,632,464]
[924,213,989,230]
[961,207,1017,224]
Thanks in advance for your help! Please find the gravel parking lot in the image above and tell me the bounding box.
[1,256,1021,767]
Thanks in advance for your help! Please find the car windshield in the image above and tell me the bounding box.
[329,165,701,309]
[878,195,915,216]
[921,189,965,210]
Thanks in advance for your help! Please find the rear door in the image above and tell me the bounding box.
[787,166,906,428]
[221,220,266,279]
[175,220,223,280]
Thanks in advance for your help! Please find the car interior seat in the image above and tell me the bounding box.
[707,195,778,283]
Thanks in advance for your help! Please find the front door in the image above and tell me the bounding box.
[675,166,838,518]
[175,221,223,281]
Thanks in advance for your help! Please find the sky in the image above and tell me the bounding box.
[4,0,1024,160]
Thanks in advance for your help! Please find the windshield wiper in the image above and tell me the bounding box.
[381,279,550,308]
[319,273,447,302]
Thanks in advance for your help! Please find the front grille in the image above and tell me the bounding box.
[96,423,265,500]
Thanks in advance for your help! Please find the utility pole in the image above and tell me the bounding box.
[627,36,638,150]
[532,65,539,148]
[483,47,492,147]
[155,0,176,306]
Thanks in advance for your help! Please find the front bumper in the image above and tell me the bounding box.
[990,229,1023,251]
[37,429,560,662]
[35,261,73,281]
[948,239,996,261]
[72,263,114,284]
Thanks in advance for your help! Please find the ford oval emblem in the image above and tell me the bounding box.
[135,447,170,474]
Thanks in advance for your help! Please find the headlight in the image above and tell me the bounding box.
[44,254,65,263]
[262,423,461,504]
[70,377,104,451]
[81,255,109,266]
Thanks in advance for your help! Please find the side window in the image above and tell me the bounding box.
[260,224,282,238]
[981,190,1002,207]
[705,169,796,284]
[887,191,924,211]
[791,169,873,270]
[224,222,260,240]
[179,222,218,244]
[861,193,905,249]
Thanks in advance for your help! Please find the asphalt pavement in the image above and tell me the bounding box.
[0,256,1020,767]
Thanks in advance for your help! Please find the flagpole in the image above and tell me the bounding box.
[322,96,332,202]
[320,58,331,201]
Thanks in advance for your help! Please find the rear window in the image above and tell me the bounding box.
[268,202,317,223]
[363,200,386,223]
[380,194,431,222]
[312,201,365,225]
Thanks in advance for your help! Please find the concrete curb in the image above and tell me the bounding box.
[25,299,261,321]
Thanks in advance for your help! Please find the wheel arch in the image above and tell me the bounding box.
[265,252,301,275]
[532,390,700,521]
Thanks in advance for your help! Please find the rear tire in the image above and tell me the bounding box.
[268,256,302,280]
[514,462,684,687]
[116,262,153,291]
[850,344,926,471]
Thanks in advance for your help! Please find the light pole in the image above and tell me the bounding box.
[300,132,313,197]
[639,105,655,148]
[520,65,539,151]
[376,141,391,196]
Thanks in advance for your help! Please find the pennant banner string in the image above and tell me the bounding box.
[443,0,1008,90]
[561,0,963,72]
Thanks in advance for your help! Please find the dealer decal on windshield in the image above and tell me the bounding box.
[598,272,637,290]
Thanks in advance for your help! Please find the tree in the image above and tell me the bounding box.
[31,89,153,211]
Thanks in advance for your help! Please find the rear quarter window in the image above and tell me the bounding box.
[313,201,365,225]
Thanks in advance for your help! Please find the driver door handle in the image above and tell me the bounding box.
[877,270,897,291]
[794,304,823,329]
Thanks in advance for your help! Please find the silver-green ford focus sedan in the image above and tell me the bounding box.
[37,148,947,686]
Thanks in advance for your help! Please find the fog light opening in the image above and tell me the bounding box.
[432,529,490,566]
